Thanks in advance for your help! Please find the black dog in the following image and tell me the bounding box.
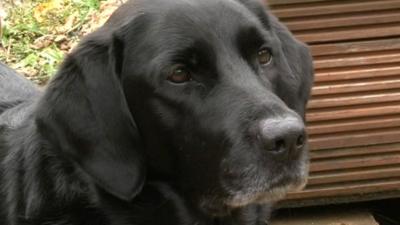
[0,0,314,224]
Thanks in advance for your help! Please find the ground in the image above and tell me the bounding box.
[271,198,400,225]
[272,209,378,225]
[0,0,127,85]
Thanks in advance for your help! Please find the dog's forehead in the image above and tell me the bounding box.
[153,0,270,54]
[173,0,260,27]
[139,0,266,35]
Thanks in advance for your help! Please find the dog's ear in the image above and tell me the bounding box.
[35,29,145,201]
[268,14,314,116]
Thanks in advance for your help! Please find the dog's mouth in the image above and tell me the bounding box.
[199,160,309,216]
[225,171,308,208]
[226,146,310,206]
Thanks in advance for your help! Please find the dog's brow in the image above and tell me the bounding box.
[167,39,214,65]
[237,26,267,53]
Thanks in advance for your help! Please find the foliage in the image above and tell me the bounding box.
[0,0,104,84]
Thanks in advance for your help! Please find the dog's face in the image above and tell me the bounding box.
[36,0,313,218]
[114,0,313,216]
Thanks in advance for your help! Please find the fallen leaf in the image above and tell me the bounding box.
[33,1,56,23]
[31,35,54,49]
[54,35,67,43]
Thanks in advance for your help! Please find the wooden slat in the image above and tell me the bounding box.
[309,127,400,150]
[310,143,400,159]
[268,0,329,6]
[272,0,400,18]
[270,0,400,206]
[286,179,400,199]
[285,10,400,31]
[312,77,400,95]
[307,102,400,122]
[314,51,400,69]
[310,152,400,172]
[307,114,400,135]
[311,38,400,57]
[308,90,400,109]
[307,165,400,185]
[295,23,400,44]
[315,64,400,82]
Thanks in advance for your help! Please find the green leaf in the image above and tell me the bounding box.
[40,46,64,63]
[16,53,39,68]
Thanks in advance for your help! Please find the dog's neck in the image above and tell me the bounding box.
[1,121,209,225]
[1,114,270,225]
[1,118,101,224]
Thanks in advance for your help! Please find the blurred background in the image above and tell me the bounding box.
[0,0,126,84]
[1,0,400,224]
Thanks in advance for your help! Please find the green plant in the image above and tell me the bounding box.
[0,0,103,84]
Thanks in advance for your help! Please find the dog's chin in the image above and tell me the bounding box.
[225,176,308,208]
[224,157,310,209]
[199,171,308,217]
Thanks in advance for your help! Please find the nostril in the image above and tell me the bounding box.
[296,134,305,149]
[269,139,286,152]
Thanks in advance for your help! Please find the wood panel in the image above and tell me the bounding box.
[307,114,400,135]
[310,152,400,172]
[271,0,400,18]
[307,102,400,122]
[287,179,400,200]
[311,38,400,57]
[296,23,400,44]
[269,0,400,206]
[312,77,400,95]
[309,127,400,150]
[315,64,400,82]
[310,143,400,159]
[285,10,400,31]
[308,165,400,185]
[308,90,400,109]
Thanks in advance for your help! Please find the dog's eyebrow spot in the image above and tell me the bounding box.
[167,40,216,71]
[239,26,265,43]
[236,26,268,59]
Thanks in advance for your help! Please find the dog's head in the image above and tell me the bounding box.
[36,0,313,217]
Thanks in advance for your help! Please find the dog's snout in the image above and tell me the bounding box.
[257,117,306,154]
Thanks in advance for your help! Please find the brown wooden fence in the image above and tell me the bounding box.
[268,0,400,206]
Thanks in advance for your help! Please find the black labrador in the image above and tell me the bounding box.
[0,0,314,224]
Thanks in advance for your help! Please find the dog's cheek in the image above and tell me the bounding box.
[220,149,266,192]
[219,204,273,225]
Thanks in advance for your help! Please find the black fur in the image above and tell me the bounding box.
[0,0,313,224]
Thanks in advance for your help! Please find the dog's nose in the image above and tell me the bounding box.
[258,116,306,154]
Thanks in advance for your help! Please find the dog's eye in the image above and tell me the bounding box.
[167,65,192,84]
[257,48,272,65]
